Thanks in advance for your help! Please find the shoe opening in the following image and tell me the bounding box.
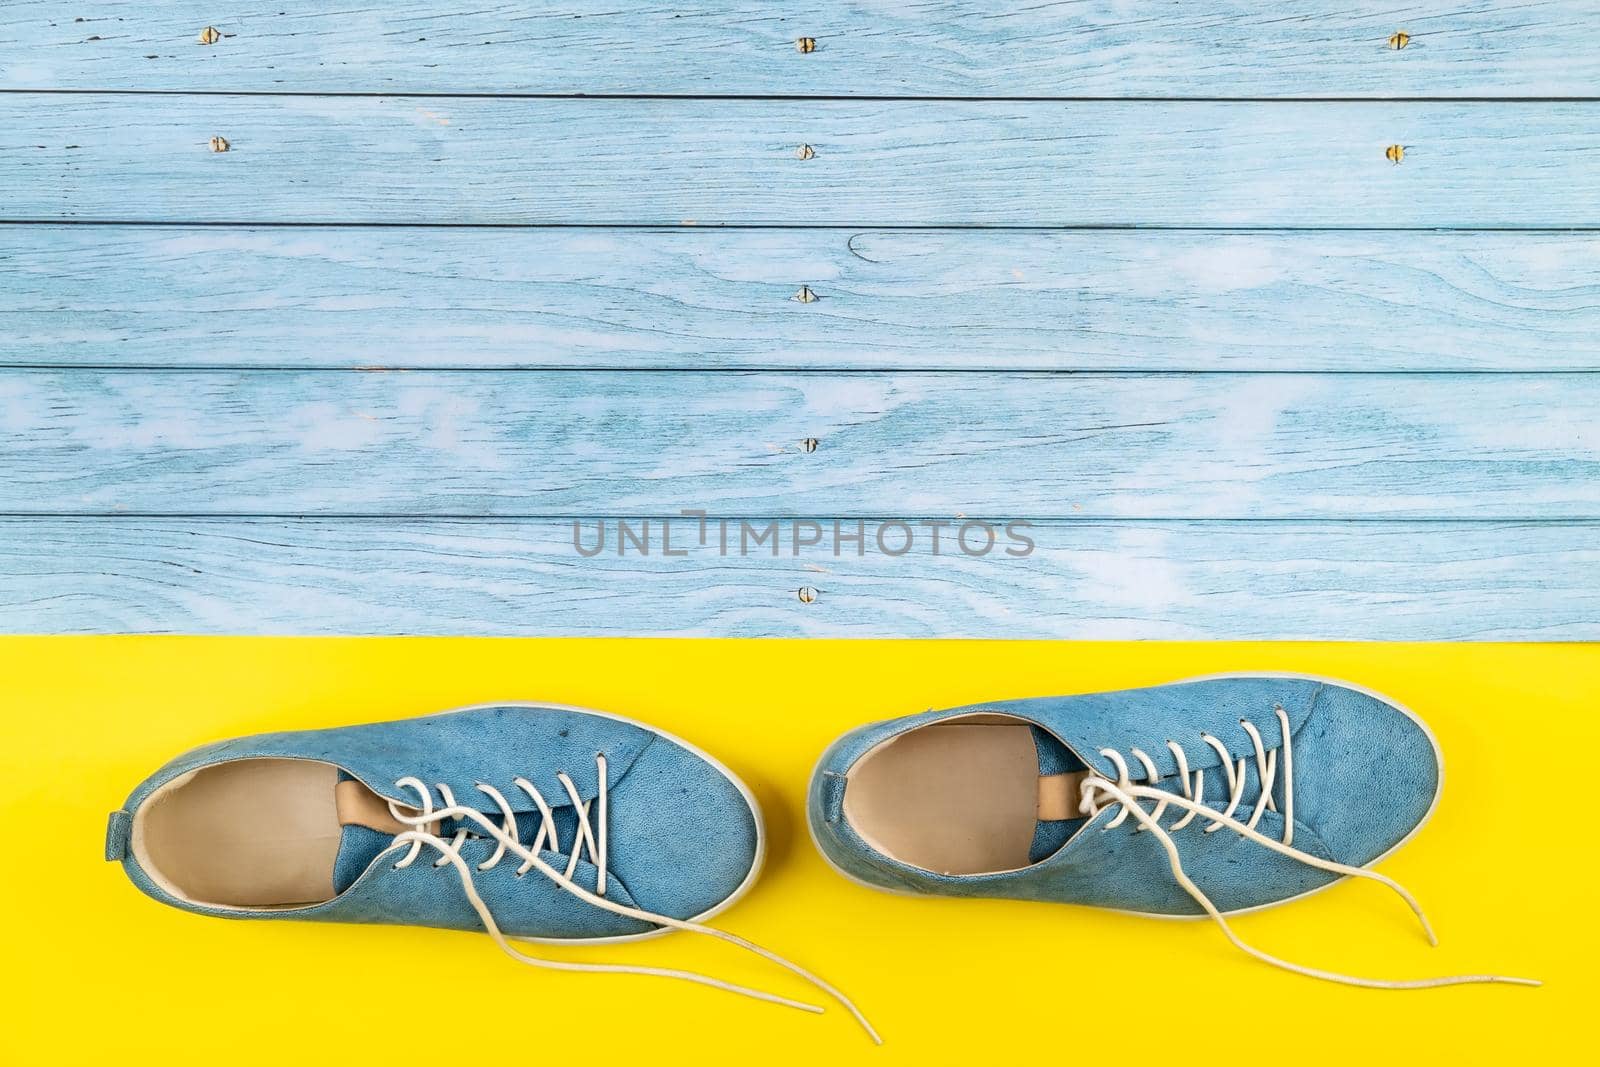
[132,758,344,909]
[841,714,1087,876]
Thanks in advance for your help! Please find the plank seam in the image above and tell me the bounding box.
[9,221,1600,233]
[5,90,1600,103]
[2,515,1592,525]
[10,366,1594,376]
[6,222,1600,234]
[7,368,1598,379]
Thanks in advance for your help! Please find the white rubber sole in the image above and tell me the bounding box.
[370,700,767,946]
[805,671,1445,920]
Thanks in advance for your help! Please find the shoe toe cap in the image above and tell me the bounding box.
[604,734,761,921]
[1291,682,1442,866]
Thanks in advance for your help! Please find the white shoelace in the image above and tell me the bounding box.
[380,757,881,1043]
[1094,707,1296,844]
[1079,710,1539,989]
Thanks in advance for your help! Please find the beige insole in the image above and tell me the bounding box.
[135,758,342,908]
[842,721,1040,876]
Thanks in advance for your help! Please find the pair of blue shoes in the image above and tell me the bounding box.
[107,674,1533,1041]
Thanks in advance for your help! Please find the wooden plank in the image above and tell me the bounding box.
[3,2,1595,98]
[4,97,1599,227]
[8,226,1600,371]
[4,369,1597,518]
[2,517,1593,639]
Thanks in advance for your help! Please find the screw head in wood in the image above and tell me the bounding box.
[793,285,818,303]
[1385,143,1405,164]
[199,26,222,45]
[797,586,819,604]
[796,143,816,161]
[1388,30,1411,50]
[800,437,819,453]
[796,37,817,53]
[209,136,231,153]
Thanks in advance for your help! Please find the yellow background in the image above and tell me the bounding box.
[2,638,1590,1063]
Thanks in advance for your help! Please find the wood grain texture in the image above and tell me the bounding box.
[8,226,1600,371]
[3,2,1595,98]
[4,7,1596,642]
[3,517,1593,639]
[5,369,1597,518]
[5,96,1600,226]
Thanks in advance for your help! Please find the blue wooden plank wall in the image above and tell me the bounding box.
[1,3,1597,640]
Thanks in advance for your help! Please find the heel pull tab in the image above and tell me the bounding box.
[820,771,847,824]
[104,810,132,861]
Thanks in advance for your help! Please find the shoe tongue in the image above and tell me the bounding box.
[333,823,392,894]
[1031,724,1080,777]
[332,774,411,894]
[1028,726,1089,863]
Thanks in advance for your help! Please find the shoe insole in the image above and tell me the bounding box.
[136,758,342,908]
[842,722,1039,876]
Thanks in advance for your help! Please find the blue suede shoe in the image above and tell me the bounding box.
[107,702,878,1036]
[108,702,762,940]
[808,673,1535,989]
